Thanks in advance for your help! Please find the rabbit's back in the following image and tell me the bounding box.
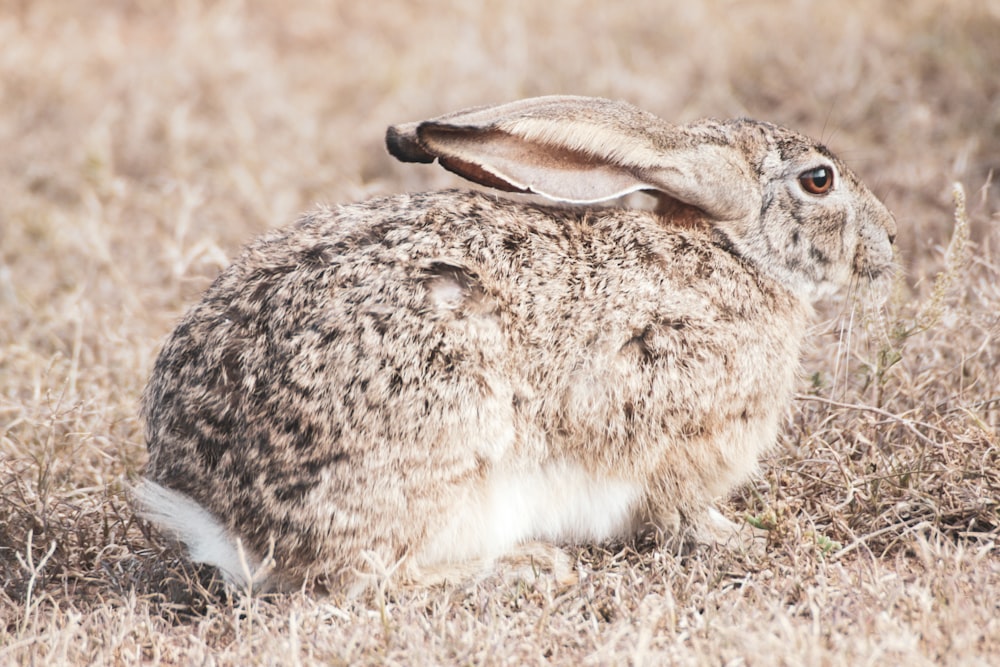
[142,189,807,583]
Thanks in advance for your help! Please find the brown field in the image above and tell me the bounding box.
[1,0,998,664]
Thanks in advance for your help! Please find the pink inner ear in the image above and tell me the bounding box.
[438,156,531,194]
[413,112,755,220]
[422,127,651,204]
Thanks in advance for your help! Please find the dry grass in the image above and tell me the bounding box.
[2,0,998,664]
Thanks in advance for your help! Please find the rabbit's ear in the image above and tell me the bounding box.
[386,96,756,223]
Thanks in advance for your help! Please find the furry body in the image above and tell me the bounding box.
[138,96,896,591]
[141,190,806,588]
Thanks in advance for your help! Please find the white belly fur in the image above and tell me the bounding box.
[416,459,644,567]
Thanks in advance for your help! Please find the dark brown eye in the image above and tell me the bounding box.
[799,166,834,195]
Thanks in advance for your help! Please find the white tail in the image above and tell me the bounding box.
[133,480,259,588]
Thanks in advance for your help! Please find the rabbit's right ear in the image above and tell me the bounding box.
[386,96,758,224]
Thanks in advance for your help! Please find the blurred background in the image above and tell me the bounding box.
[1,0,997,539]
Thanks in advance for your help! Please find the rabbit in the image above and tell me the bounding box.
[134,95,896,593]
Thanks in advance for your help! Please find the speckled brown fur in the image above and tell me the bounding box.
[138,96,896,592]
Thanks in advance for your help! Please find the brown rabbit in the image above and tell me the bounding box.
[135,96,896,593]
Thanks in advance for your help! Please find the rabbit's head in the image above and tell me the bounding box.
[716,118,896,301]
[387,96,896,302]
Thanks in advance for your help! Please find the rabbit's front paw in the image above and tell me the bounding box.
[694,506,767,556]
[496,541,578,589]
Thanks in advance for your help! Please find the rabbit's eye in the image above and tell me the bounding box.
[799,167,834,195]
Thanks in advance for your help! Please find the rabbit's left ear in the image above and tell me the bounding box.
[386,96,758,224]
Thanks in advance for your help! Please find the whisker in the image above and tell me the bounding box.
[832,281,857,401]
